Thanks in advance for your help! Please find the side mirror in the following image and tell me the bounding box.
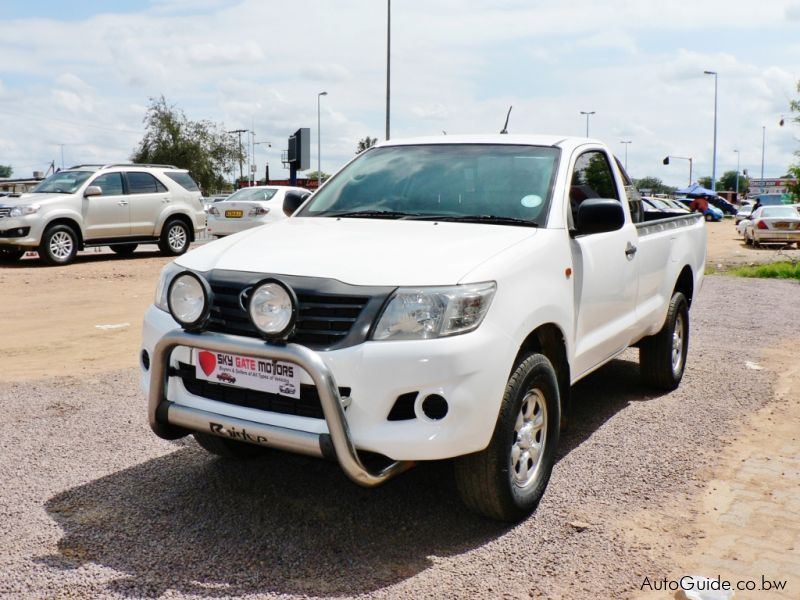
[576,199,625,235]
[283,190,310,216]
[84,186,102,197]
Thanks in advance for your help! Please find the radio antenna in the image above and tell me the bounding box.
[500,105,513,134]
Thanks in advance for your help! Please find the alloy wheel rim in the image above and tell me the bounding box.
[510,388,547,489]
[168,225,186,251]
[672,312,684,374]
[50,231,73,259]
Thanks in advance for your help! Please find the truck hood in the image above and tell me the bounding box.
[0,192,66,205]
[178,217,538,286]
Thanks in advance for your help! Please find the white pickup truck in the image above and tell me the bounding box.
[141,135,705,521]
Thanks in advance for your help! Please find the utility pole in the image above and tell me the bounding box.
[703,71,718,191]
[385,0,391,140]
[227,129,248,185]
[620,140,632,171]
[580,111,595,137]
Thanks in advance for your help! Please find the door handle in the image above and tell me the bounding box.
[162,197,171,203]
[625,242,637,259]
[118,200,128,206]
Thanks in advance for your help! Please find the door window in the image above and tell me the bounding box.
[126,172,167,194]
[568,151,620,227]
[90,172,124,196]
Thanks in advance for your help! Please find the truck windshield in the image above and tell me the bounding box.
[30,171,93,194]
[298,144,560,226]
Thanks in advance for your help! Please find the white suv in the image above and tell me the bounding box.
[0,164,206,265]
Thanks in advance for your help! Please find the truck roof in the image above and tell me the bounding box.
[375,134,601,151]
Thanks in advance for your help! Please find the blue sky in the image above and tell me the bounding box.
[1,0,798,187]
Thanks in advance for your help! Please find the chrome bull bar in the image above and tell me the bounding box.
[148,329,414,487]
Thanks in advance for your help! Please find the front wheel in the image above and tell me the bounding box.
[639,291,689,390]
[158,219,190,256]
[454,353,560,522]
[39,224,78,266]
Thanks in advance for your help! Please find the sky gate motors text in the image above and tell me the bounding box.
[215,353,295,378]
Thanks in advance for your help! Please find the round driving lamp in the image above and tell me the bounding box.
[167,271,211,331]
[247,279,297,341]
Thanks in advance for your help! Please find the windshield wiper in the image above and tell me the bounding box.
[319,210,425,220]
[406,214,539,227]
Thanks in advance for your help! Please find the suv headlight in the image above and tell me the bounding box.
[10,204,40,217]
[154,262,185,312]
[372,282,496,341]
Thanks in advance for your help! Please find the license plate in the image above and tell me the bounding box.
[773,222,793,229]
[225,210,244,218]
[193,350,300,399]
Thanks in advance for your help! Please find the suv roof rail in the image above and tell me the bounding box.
[67,164,105,169]
[101,163,181,169]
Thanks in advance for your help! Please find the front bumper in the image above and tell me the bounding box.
[142,304,511,471]
[0,215,44,246]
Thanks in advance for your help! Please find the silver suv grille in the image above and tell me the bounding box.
[0,207,11,219]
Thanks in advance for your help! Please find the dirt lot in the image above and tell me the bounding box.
[1,224,798,598]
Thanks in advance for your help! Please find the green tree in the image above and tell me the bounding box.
[305,170,330,182]
[356,136,377,154]
[717,170,748,193]
[0,164,12,178]
[131,96,242,193]
[697,176,713,189]
[633,176,676,195]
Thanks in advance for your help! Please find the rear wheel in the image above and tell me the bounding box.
[639,292,689,390]
[0,248,25,262]
[39,224,78,266]
[454,353,560,522]
[110,243,138,255]
[193,432,270,459]
[158,219,190,256]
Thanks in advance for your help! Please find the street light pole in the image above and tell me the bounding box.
[580,111,595,137]
[760,125,765,180]
[703,70,718,192]
[620,140,632,170]
[318,91,328,187]
[227,129,248,185]
[385,0,391,140]
[733,149,740,200]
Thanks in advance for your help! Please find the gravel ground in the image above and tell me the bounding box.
[1,275,798,599]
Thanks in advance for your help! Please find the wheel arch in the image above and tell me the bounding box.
[44,217,85,249]
[673,265,694,307]
[158,211,195,242]
[512,323,571,423]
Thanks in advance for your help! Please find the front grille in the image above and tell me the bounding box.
[0,208,11,219]
[204,271,395,351]
[175,362,350,420]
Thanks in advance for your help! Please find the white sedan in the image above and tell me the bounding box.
[742,206,800,247]
[206,186,310,237]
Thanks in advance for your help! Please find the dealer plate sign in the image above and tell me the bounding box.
[194,350,300,399]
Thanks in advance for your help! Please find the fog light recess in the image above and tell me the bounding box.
[421,394,448,420]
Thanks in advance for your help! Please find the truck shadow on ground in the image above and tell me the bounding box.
[42,356,660,598]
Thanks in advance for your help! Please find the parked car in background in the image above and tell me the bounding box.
[0,163,206,265]
[742,205,800,247]
[641,196,689,221]
[708,196,737,215]
[676,198,723,222]
[661,198,691,213]
[735,205,756,225]
[206,185,310,237]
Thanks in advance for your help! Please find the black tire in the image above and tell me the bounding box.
[0,248,25,262]
[193,432,269,459]
[110,243,138,255]
[39,224,78,266]
[454,353,560,522]
[704,213,712,222]
[639,291,689,391]
[158,219,190,256]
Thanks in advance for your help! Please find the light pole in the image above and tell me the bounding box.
[733,149,740,200]
[703,70,718,191]
[227,129,248,185]
[760,125,765,180]
[254,140,272,184]
[385,0,391,140]
[580,111,595,137]
[620,140,632,171]
[317,91,328,187]
[663,155,694,187]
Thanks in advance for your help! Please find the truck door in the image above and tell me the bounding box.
[125,171,170,235]
[568,149,639,378]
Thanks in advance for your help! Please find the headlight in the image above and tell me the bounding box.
[167,271,211,330]
[372,282,496,341]
[247,279,297,340]
[154,262,184,312]
[9,204,40,217]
